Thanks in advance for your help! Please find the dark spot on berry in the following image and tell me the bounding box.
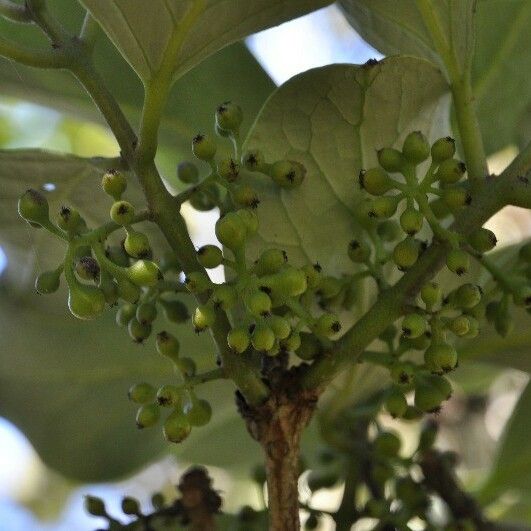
[445,136,454,143]
[107,168,118,175]
[399,373,410,384]
[250,198,260,209]
[358,170,366,189]
[458,162,467,173]
[518,175,529,185]
[313,262,322,272]
[402,328,411,337]
[425,330,432,338]
[282,251,288,262]
[349,240,360,250]
[365,58,379,66]
[368,211,377,218]
[60,206,71,220]
[456,267,466,276]
[193,134,204,144]
[331,321,341,333]
[117,203,129,214]
[286,170,295,183]
[259,285,271,295]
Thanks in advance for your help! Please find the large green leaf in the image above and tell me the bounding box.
[0,1,275,170]
[79,0,332,82]
[339,0,531,155]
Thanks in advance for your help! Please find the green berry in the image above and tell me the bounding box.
[377,147,405,173]
[189,186,219,211]
[75,256,100,281]
[184,396,212,426]
[102,169,127,199]
[215,212,246,250]
[100,274,119,305]
[177,161,199,184]
[313,312,341,338]
[211,284,238,311]
[106,244,130,267]
[402,313,428,339]
[57,206,83,233]
[175,357,195,378]
[110,200,135,226]
[156,385,181,407]
[416,373,452,411]
[400,207,424,235]
[217,157,240,182]
[18,189,50,225]
[424,342,458,373]
[236,208,259,235]
[197,244,223,269]
[420,281,442,309]
[121,497,140,516]
[453,283,482,308]
[35,269,61,294]
[348,239,370,262]
[231,184,260,208]
[431,136,455,163]
[163,411,191,443]
[435,159,466,184]
[469,228,497,254]
[192,304,216,332]
[128,260,161,287]
[402,131,430,164]
[251,324,276,352]
[295,332,322,360]
[245,290,272,317]
[316,276,342,300]
[390,362,415,386]
[117,277,141,304]
[368,195,400,219]
[84,496,106,517]
[374,430,401,457]
[215,101,243,133]
[254,249,287,275]
[116,303,136,327]
[151,493,165,510]
[227,326,251,353]
[135,403,160,429]
[377,220,401,242]
[184,271,212,293]
[128,317,152,343]
[136,302,157,325]
[159,299,189,323]
[446,248,470,276]
[124,230,151,258]
[242,149,266,172]
[448,315,471,336]
[266,266,308,298]
[393,237,421,270]
[384,388,408,418]
[156,331,180,361]
[192,133,217,161]
[128,382,156,404]
[359,167,392,196]
[430,197,452,218]
[442,185,471,209]
[270,160,306,188]
[268,315,291,340]
[68,283,105,320]
[302,263,322,289]
[279,332,301,353]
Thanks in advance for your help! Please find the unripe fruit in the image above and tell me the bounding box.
[435,159,466,184]
[431,136,455,163]
[18,189,49,225]
[128,382,156,404]
[295,332,322,360]
[446,248,470,276]
[280,332,301,353]
[268,315,291,340]
[251,324,276,352]
[151,493,165,510]
[128,260,161,287]
[270,160,306,188]
[106,244,130,267]
[184,396,212,426]
[348,239,370,262]
[192,133,217,161]
[192,304,216,332]
[128,317,152,343]
[377,147,405,173]
[359,167,392,196]
[442,185,471,208]
[469,228,497,254]
[189,186,219,211]
[159,299,189,323]
[424,343,458,373]
[421,281,442,309]
[245,290,272,317]
[463,315,480,338]
[177,161,199,184]
[164,411,191,443]
[217,157,240,182]
[136,302,157,325]
[307,469,339,491]
[317,276,342,300]
[393,237,421,270]
[156,385,181,407]
[227,326,250,353]
[242,149,266,172]
[400,207,424,235]
[116,303,136,327]
[374,431,401,457]
[236,208,259,235]
[100,274,118,304]
[232,184,260,208]
[68,283,105,320]
[254,248,287,275]
[313,312,341,338]
[402,313,428,339]
[414,377,447,413]
[84,495,106,517]
[211,284,238,311]
[215,212,246,250]
[404,332,431,351]
[135,403,160,429]
[156,331,180,361]
[454,283,482,308]
[75,256,99,281]
[215,101,243,133]
[184,271,212,293]
[302,263,322,289]
[35,269,61,294]
[121,497,140,516]
[57,206,83,233]
[197,244,223,269]
[377,219,401,241]
[402,131,430,164]
[124,230,151,259]
[266,266,307,298]
[430,197,452,218]
[117,277,141,304]
[449,315,471,336]
[102,169,127,199]
[384,388,408,418]
[390,362,415,386]
[110,200,135,225]
[368,195,400,219]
